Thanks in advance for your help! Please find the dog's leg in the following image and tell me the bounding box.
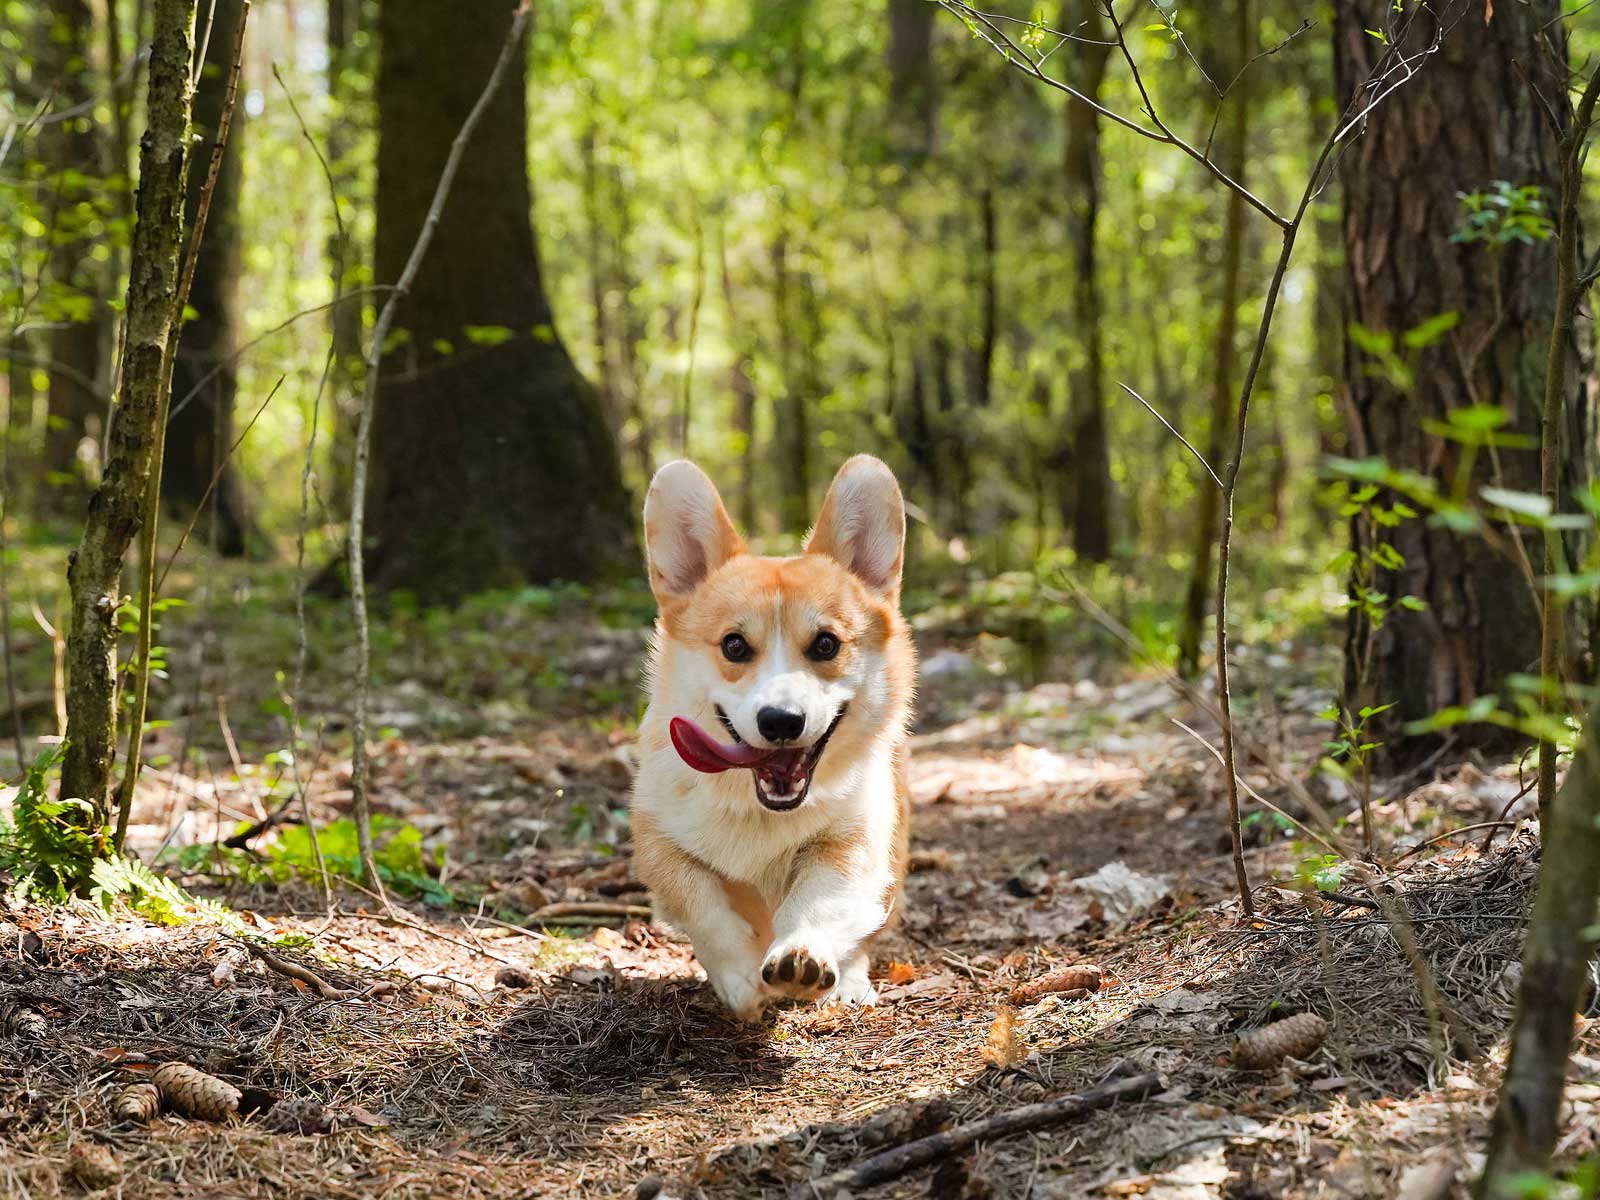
[634,815,772,1022]
[763,840,890,1004]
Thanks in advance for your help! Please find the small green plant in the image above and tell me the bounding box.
[88,853,254,933]
[1296,851,1347,895]
[272,816,451,904]
[2,747,100,901]
[1320,471,1425,853]
[1453,180,1553,247]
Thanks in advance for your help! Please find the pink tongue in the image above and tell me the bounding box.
[670,717,777,774]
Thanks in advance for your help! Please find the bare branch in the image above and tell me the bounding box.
[346,0,535,898]
[1116,382,1223,490]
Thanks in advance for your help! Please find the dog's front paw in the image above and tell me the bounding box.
[761,936,839,1001]
[705,963,769,1023]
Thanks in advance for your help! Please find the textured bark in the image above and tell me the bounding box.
[1478,687,1600,1195]
[60,0,197,821]
[1334,1,1591,759]
[37,0,105,505]
[1061,0,1113,563]
[719,227,758,533]
[165,0,255,556]
[369,0,634,601]
[771,230,813,534]
[886,0,936,158]
[1178,0,1252,677]
[324,0,364,505]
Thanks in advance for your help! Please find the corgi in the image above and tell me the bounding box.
[630,455,915,1022]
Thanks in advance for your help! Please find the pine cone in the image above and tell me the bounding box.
[1232,1012,1329,1070]
[153,1062,241,1121]
[68,1141,121,1190]
[113,1081,162,1123]
[0,1000,47,1038]
[1008,963,1103,1005]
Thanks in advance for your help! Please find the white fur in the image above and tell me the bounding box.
[633,459,908,1020]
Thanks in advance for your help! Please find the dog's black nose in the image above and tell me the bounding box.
[757,706,806,744]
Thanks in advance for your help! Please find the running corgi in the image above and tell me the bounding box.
[630,455,915,1021]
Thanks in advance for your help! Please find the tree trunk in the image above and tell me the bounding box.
[719,224,758,533]
[1334,1,1591,760]
[1061,0,1112,563]
[1176,0,1251,679]
[886,0,936,159]
[369,0,634,602]
[970,184,997,411]
[37,0,106,509]
[324,0,365,506]
[60,0,198,826]
[165,0,255,557]
[771,229,812,534]
[1477,687,1600,1195]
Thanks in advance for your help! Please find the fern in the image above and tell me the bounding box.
[89,853,254,935]
[2,746,100,902]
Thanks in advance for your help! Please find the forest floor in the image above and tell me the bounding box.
[0,557,1593,1198]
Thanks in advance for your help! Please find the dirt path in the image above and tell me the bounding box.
[0,602,1586,1198]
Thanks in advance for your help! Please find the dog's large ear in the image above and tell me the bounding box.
[806,455,905,601]
[643,460,745,604]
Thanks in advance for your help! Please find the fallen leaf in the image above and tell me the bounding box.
[592,926,626,950]
[1073,862,1171,925]
[1310,1075,1355,1092]
[341,1104,389,1128]
[981,1004,1024,1069]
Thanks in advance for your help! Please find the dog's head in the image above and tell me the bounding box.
[643,455,911,812]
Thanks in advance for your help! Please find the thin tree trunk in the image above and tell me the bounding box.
[886,0,936,158]
[719,223,758,533]
[324,0,363,505]
[60,0,198,827]
[165,0,255,557]
[1177,0,1251,679]
[971,184,997,411]
[580,116,616,438]
[771,229,811,533]
[1061,0,1112,563]
[1477,685,1600,1195]
[37,0,105,508]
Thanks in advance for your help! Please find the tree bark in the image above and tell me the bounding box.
[37,0,106,508]
[719,224,758,533]
[368,0,635,601]
[771,228,812,534]
[1334,1,1591,761]
[886,0,936,159]
[1061,0,1112,563]
[324,0,365,506]
[1477,686,1600,1195]
[165,0,255,557]
[60,0,198,824]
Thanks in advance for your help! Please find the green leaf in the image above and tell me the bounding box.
[1401,311,1460,349]
[1480,486,1551,518]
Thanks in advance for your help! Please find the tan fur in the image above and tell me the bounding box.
[630,456,915,1019]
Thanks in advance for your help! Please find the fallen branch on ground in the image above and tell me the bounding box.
[247,946,355,1001]
[531,901,652,921]
[791,1071,1161,1197]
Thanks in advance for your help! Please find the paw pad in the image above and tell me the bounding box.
[761,945,837,996]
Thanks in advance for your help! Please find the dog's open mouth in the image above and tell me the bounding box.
[669,706,848,812]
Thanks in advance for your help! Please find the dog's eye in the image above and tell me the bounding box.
[721,633,755,663]
[807,631,841,662]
